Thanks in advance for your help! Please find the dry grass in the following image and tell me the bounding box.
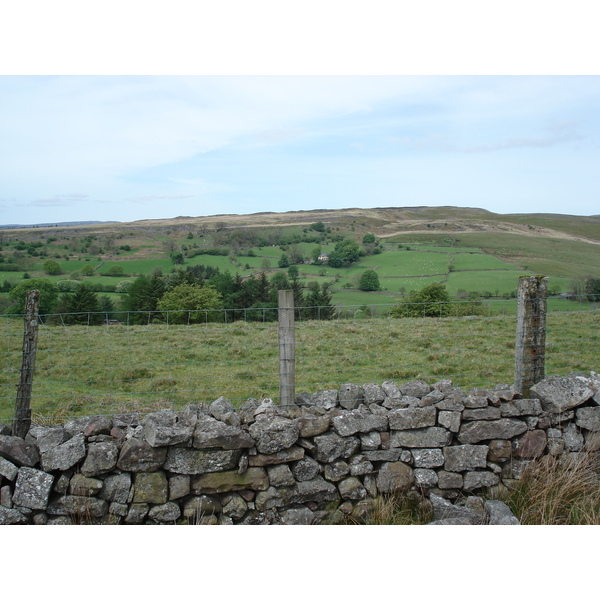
[346,491,433,525]
[503,439,600,525]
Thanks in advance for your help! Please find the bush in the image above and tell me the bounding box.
[358,269,380,291]
[57,280,82,292]
[391,282,451,318]
[43,259,62,275]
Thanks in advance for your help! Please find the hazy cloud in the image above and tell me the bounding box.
[27,194,90,207]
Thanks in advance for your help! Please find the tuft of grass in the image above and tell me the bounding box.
[502,440,600,525]
[348,491,433,525]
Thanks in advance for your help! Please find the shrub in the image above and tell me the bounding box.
[57,280,82,292]
[43,259,62,275]
[358,269,380,291]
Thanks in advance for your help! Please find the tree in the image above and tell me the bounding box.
[43,259,62,275]
[328,238,362,268]
[391,282,451,318]
[61,284,103,324]
[80,264,94,276]
[106,265,125,277]
[157,283,223,323]
[306,282,335,320]
[358,269,380,291]
[362,233,376,244]
[310,221,325,232]
[278,253,290,268]
[8,278,59,315]
[170,251,185,265]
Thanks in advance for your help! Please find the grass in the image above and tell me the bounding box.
[1,305,598,424]
[502,438,600,525]
[345,491,433,525]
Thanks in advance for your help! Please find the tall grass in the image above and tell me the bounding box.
[502,439,600,525]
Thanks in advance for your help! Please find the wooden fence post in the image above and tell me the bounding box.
[13,289,40,438]
[278,289,295,406]
[514,276,548,398]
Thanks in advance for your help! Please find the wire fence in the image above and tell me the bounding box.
[1,298,599,425]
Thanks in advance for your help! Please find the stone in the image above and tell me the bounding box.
[411,448,445,468]
[291,456,321,482]
[488,439,512,462]
[47,496,109,521]
[248,446,304,467]
[400,380,431,398]
[463,407,502,421]
[282,476,339,504]
[375,461,414,494]
[239,398,261,423]
[133,471,169,504]
[148,502,182,523]
[193,414,254,449]
[339,383,364,409]
[164,447,241,475]
[12,467,54,510]
[34,426,69,453]
[338,477,367,500]
[458,419,528,444]
[512,430,547,459]
[323,460,350,482]
[84,416,112,437]
[99,473,131,504]
[182,495,223,520]
[362,449,403,462]
[222,493,248,519]
[463,471,501,492]
[485,500,520,525]
[362,383,387,404]
[390,427,452,448]
[576,407,600,432]
[268,464,295,487]
[0,434,40,467]
[360,431,381,450]
[312,431,360,463]
[437,471,463,489]
[382,380,402,398]
[209,397,241,427]
[142,409,197,447]
[332,408,387,437]
[414,468,438,488]
[192,467,269,494]
[255,486,285,510]
[563,423,585,452]
[1,485,12,508]
[117,438,167,472]
[444,445,488,472]
[0,456,18,481]
[40,433,86,471]
[81,441,119,477]
[388,406,436,430]
[463,394,489,409]
[125,503,149,524]
[435,397,465,412]
[349,455,374,476]
[69,473,103,497]
[309,390,339,409]
[249,415,300,454]
[438,410,461,432]
[428,517,475,525]
[295,415,330,438]
[165,474,189,500]
[279,507,322,525]
[530,375,596,413]
[0,505,29,524]
[429,493,483,524]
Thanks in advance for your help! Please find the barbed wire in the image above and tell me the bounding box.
[1,297,598,424]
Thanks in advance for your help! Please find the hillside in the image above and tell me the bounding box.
[1,206,599,312]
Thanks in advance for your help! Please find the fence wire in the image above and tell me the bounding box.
[1,299,599,425]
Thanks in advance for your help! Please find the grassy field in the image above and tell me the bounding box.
[1,305,598,424]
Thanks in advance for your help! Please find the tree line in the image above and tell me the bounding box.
[3,264,336,325]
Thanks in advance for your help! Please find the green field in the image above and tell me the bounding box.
[1,307,598,424]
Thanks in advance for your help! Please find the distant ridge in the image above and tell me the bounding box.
[0,220,121,229]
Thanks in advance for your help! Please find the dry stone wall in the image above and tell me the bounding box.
[1,371,599,525]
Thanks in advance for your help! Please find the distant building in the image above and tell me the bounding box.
[318,253,329,263]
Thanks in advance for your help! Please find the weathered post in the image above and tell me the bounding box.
[278,289,295,406]
[13,289,40,438]
[514,276,548,398]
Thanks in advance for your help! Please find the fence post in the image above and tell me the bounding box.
[13,289,40,438]
[514,276,548,398]
[278,289,295,406]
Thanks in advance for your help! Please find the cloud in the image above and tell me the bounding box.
[457,131,585,153]
[27,194,90,207]
[124,194,197,204]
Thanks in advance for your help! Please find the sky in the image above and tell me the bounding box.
[1,5,599,226]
